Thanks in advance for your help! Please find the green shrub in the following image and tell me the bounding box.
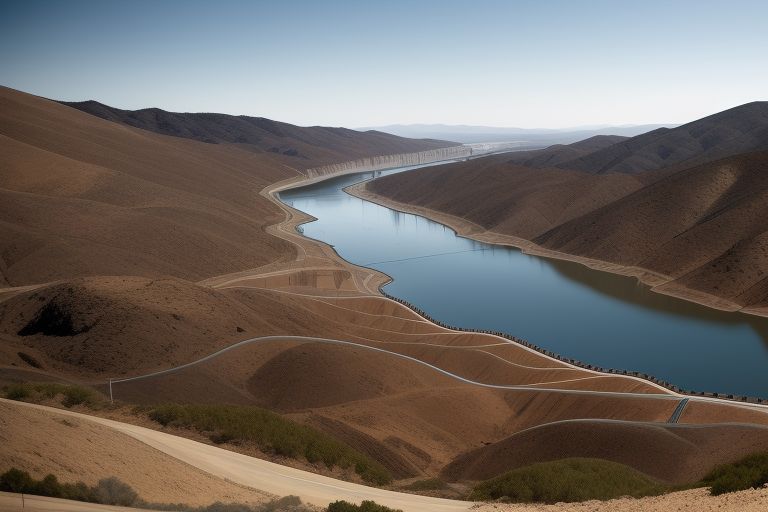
[702,453,768,495]
[0,468,99,503]
[4,384,30,401]
[2,382,99,408]
[401,478,446,491]
[327,500,402,512]
[0,468,309,511]
[93,477,139,506]
[146,404,391,485]
[469,458,666,503]
[0,468,35,492]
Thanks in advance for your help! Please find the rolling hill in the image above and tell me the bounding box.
[62,99,457,169]
[364,103,768,313]
[557,101,768,174]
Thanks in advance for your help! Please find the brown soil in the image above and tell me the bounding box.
[443,419,768,484]
[472,486,768,512]
[0,400,273,506]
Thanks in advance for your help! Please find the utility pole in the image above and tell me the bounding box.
[109,378,113,404]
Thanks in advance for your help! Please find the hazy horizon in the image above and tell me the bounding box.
[1,0,767,128]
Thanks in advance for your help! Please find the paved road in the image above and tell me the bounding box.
[1,399,472,512]
[668,398,690,423]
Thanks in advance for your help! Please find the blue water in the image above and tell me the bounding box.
[279,162,768,397]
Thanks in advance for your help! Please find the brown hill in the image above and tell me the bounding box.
[364,113,768,311]
[366,154,643,239]
[505,135,628,168]
[559,102,768,173]
[535,151,768,308]
[0,87,454,286]
[62,99,457,169]
[442,419,768,484]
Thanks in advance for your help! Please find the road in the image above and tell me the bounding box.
[668,398,690,423]
[0,399,472,512]
[109,335,681,401]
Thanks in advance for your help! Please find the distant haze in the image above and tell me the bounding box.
[1,0,767,128]
[359,124,674,144]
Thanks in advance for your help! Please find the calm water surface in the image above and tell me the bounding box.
[279,162,768,397]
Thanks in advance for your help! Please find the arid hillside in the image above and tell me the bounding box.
[3,87,768,504]
[559,101,768,174]
[365,103,768,312]
[0,87,454,286]
[62,99,457,169]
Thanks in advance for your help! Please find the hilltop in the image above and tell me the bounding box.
[62,100,457,168]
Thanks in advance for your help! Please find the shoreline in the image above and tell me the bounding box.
[205,152,768,403]
[347,181,768,320]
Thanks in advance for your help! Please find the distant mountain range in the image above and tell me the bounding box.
[60,100,458,169]
[357,123,675,144]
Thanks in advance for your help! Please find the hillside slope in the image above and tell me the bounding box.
[62,100,457,169]
[0,87,454,285]
[559,102,768,174]
[364,103,768,312]
[366,154,643,240]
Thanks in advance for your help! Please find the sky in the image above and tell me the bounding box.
[1,0,767,128]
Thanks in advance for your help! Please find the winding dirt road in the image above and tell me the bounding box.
[0,399,472,512]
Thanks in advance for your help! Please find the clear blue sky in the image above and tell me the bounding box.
[1,0,766,128]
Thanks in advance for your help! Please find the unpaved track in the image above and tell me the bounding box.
[0,399,472,512]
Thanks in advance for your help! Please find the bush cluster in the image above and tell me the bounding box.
[0,469,137,506]
[147,404,391,485]
[0,468,310,511]
[2,382,98,408]
[327,500,402,512]
[469,458,666,503]
[702,453,768,495]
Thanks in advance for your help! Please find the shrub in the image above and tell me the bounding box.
[0,468,35,493]
[469,458,666,503]
[146,404,391,485]
[702,453,768,495]
[0,468,309,511]
[0,468,100,503]
[327,500,402,512]
[4,384,30,401]
[94,477,139,506]
[1,382,99,408]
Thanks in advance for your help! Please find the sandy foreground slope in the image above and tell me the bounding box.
[2,399,768,512]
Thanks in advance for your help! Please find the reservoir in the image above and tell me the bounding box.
[279,161,768,397]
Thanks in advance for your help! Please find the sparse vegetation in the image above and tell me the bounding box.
[2,382,100,408]
[400,478,447,491]
[0,468,310,511]
[469,458,666,503]
[146,403,391,485]
[327,500,402,512]
[702,453,768,495]
[0,468,134,505]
